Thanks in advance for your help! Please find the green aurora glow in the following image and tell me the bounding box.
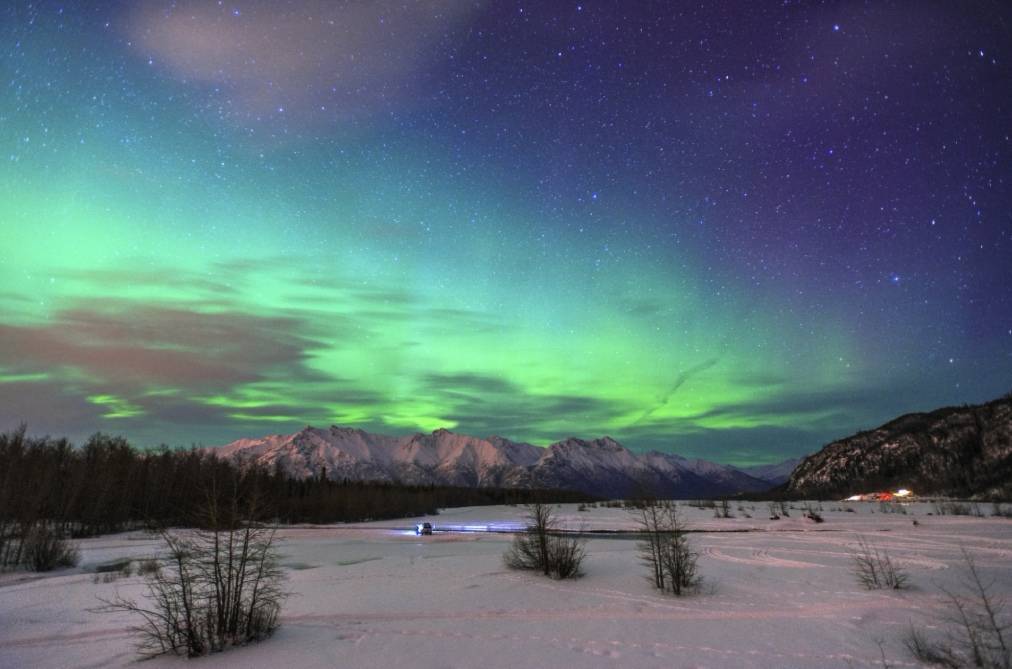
[1,2,1009,464]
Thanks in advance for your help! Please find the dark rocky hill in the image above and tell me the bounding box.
[784,394,1012,499]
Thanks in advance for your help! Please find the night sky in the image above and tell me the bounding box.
[1,1,1010,465]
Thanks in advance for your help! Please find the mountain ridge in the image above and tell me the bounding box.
[784,394,1012,499]
[213,426,773,498]
[739,458,801,486]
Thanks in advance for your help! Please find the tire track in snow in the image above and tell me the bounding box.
[292,620,923,667]
[283,591,908,627]
[698,546,823,568]
[0,627,132,649]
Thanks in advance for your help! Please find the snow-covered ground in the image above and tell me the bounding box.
[2,502,1011,668]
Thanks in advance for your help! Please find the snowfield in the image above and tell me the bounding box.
[2,502,1011,668]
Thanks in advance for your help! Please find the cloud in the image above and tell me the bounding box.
[0,300,317,389]
[5,251,962,461]
[422,372,521,397]
[620,423,827,465]
[682,382,922,431]
[88,394,144,419]
[126,0,478,129]
[633,357,721,425]
[0,380,108,437]
[411,371,625,443]
[57,267,239,296]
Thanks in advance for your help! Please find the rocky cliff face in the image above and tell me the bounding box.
[214,427,772,499]
[784,395,1012,499]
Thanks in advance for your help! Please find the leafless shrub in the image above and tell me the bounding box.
[714,499,733,518]
[880,501,908,515]
[632,500,700,596]
[904,549,1010,669]
[137,558,161,577]
[547,533,586,579]
[934,501,984,517]
[22,525,80,572]
[992,503,1012,519]
[0,523,18,570]
[503,531,542,572]
[804,504,825,523]
[99,482,286,658]
[504,502,585,579]
[905,627,958,668]
[868,636,897,669]
[851,535,908,590]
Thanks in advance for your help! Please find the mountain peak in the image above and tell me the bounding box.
[214,425,775,498]
[552,436,627,451]
[329,425,363,434]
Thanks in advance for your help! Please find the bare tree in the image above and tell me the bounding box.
[852,535,908,590]
[634,500,669,591]
[905,549,1010,668]
[21,524,79,572]
[99,473,286,658]
[504,502,585,579]
[632,500,699,596]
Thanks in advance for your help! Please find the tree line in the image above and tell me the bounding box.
[0,425,590,569]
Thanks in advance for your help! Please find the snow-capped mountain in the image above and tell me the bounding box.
[738,458,801,486]
[213,426,772,498]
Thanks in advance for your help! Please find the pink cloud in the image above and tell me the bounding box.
[126,1,476,128]
[0,302,314,388]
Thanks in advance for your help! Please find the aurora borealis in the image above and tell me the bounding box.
[1,2,1010,465]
